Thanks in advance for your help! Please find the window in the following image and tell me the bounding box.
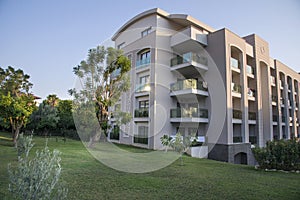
[110,125,120,140]
[134,126,148,144]
[139,75,150,85]
[117,42,125,49]
[141,27,151,37]
[139,100,149,109]
[140,51,150,61]
[136,49,151,68]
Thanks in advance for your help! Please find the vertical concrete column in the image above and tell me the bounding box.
[290,79,296,138]
[241,52,249,143]
[283,75,290,139]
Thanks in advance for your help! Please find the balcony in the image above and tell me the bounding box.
[288,86,292,93]
[232,83,242,98]
[279,81,284,89]
[170,79,208,97]
[170,26,207,49]
[248,112,256,124]
[246,65,254,78]
[273,115,278,125]
[232,109,242,124]
[288,100,292,108]
[295,102,299,110]
[233,109,242,119]
[231,57,240,73]
[280,98,285,107]
[249,136,257,144]
[233,136,243,143]
[282,116,286,124]
[272,95,277,106]
[135,83,150,96]
[270,76,276,86]
[248,112,256,120]
[247,88,256,101]
[136,57,150,69]
[170,107,208,123]
[170,52,208,76]
[134,108,149,118]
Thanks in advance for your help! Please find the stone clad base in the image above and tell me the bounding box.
[208,143,256,165]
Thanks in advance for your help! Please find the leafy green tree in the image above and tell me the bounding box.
[0,66,32,96]
[30,103,60,136]
[57,100,75,131]
[69,46,131,147]
[0,66,35,146]
[44,94,60,108]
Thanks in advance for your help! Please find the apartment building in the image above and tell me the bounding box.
[109,8,300,165]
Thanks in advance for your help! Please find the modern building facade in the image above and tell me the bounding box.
[109,8,300,165]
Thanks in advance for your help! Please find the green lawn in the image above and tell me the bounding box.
[0,132,299,200]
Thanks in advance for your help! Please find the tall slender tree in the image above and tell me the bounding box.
[69,46,131,147]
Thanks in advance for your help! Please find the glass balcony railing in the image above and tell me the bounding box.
[232,83,242,94]
[170,108,208,118]
[170,52,208,67]
[233,109,242,119]
[230,57,240,69]
[135,83,151,93]
[136,57,150,69]
[249,112,256,120]
[170,79,208,92]
[134,108,149,118]
[249,136,257,144]
[233,136,242,143]
[246,65,254,75]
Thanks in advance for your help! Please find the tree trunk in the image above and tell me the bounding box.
[13,127,20,148]
[87,129,101,148]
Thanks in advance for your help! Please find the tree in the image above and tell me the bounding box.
[57,100,75,131]
[30,103,60,136]
[160,135,172,152]
[44,94,60,108]
[160,133,196,165]
[69,46,131,147]
[0,66,35,146]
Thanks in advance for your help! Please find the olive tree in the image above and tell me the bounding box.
[69,46,131,147]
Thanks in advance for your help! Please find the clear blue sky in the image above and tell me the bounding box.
[0,0,299,99]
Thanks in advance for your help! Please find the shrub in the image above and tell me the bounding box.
[8,135,68,199]
[160,133,196,165]
[252,139,300,171]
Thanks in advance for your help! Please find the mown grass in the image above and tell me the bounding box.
[0,132,299,200]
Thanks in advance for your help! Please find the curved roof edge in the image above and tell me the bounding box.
[112,8,215,41]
